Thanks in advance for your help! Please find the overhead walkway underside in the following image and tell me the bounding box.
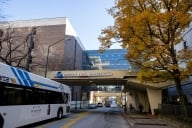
[47,70,173,91]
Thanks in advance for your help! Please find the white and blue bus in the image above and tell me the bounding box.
[0,63,71,128]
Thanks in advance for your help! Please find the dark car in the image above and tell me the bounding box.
[105,103,111,107]
[97,102,103,107]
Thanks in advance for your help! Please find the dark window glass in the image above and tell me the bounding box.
[0,84,4,105]
[0,82,68,105]
[25,89,35,104]
[47,91,63,104]
[3,86,24,105]
[63,93,69,104]
[37,90,47,104]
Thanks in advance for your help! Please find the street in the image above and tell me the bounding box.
[33,107,131,128]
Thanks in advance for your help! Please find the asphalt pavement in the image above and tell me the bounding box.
[71,107,188,128]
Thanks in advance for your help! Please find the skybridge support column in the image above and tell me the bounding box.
[147,88,162,115]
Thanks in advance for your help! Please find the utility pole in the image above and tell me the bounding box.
[26,27,36,71]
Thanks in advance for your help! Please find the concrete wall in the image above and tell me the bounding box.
[147,88,162,115]
[126,91,136,111]
[137,91,150,113]
[63,36,84,70]
[35,25,66,72]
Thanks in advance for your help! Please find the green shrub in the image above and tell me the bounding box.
[154,108,160,115]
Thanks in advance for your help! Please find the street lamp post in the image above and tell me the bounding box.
[73,39,78,110]
[44,38,65,78]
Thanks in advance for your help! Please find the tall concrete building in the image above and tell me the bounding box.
[0,17,85,73]
[0,17,85,101]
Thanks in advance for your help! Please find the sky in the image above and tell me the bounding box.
[2,0,122,50]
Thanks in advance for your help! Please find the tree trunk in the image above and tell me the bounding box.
[174,77,187,105]
[174,76,188,117]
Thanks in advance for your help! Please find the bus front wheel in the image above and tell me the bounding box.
[57,109,63,119]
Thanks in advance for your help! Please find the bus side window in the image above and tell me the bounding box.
[3,86,23,105]
[47,91,55,104]
[38,90,46,104]
[46,91,52,103]
[0,84,4,105]
[4,87,15,105]
[15,90,23,105]
[55,93,63,104]
[31,90,39,104]
[25,89,33,105]
[59,93,64,103]
[63,93,68,104]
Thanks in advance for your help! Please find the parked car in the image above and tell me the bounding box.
[105,103,111,107]
[110,102,118,108]
[97,102,103,107]
[88,103,97,109]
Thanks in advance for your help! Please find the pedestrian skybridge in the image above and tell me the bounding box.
[47,70,173,90]
[47,70,174,115]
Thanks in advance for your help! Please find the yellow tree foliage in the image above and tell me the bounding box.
[98,0,192,105]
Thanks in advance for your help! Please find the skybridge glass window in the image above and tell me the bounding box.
[84,49,131,70]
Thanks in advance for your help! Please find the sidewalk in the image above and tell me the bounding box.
[122,111,177,128]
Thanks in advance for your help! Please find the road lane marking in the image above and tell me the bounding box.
[61,112,90,128]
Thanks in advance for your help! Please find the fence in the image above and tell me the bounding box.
[159,104,192,118]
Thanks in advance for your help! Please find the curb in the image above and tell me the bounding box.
[121,112,135,128]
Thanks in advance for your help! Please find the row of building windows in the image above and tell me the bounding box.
[162,82,192,104]
[83,49,131,70]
